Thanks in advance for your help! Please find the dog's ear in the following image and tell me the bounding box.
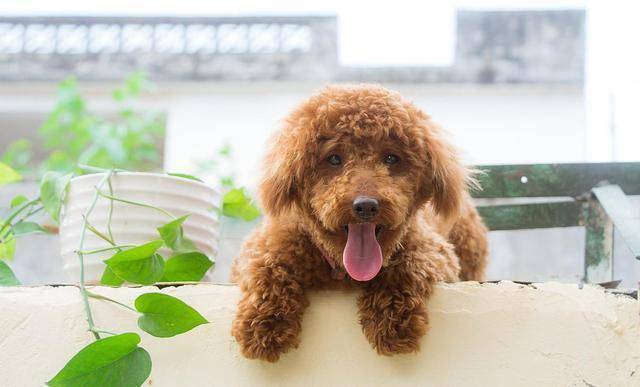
[258,130,303,216]
[419,119,475,224]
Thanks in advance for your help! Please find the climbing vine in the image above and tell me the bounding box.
[1,162,214,386]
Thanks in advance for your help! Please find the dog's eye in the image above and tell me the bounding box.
[383,154,400,165]
[327,154,342,166]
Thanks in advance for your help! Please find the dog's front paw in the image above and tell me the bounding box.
[232,303,301,362]
[359,294,429,356]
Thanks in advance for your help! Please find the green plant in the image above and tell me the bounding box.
[1,72,165,177]
[0,260,20,286]
[1,139,31,174]
[196,144,261,221]
[0,162,214,386]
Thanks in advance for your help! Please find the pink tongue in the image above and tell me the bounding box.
[343,223,383,281]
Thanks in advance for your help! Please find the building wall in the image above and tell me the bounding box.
[161,82,586,188]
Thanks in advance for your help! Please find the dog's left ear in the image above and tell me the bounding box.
[419,119,474,223]
[258,130,303,216]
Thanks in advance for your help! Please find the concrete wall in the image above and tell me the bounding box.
[0,282,638,386]
[455,10,585,83]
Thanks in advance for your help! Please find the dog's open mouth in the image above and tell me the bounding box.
[342,223,383,281]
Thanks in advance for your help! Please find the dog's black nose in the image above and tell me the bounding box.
[353,196,379,220]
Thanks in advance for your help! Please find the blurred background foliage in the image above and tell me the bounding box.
[1,72,260,222]
[2,72,165,177]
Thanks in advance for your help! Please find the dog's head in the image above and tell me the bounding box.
[260,85,472,281]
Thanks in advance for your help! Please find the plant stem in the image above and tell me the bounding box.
[10,206,46,234]
[97,190,176,219]
[18,206,44,223]
[84,217,116,246]
[77,171,114,340]
[1,205,46,243]
[106,178,115,243]
[89,328,118,336]
[86,290,138,313]
[0,198,41,235]
[77,164,127,174]
[77,244,136,255]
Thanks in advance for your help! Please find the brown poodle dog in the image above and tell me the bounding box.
[231,84,488,362]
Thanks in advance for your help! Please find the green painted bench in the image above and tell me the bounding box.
[472,163,640,283]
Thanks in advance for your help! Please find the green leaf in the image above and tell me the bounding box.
[157,215,187,250]
[162,252,214,282]
[0,162,22,186]
[135,293,208,338]
[46,333,151,387]
[0,220,15,261]
[100,266,124,287]
[0,238,15,261]
[124,71,146,96]
[222,188,261,221]
[0,261,20,286]
[12,222,49,236]
[40,171,73,222]
[2,139,32,172]
[167,173,203,182]
[156,216,196,252]
[10,195,29,208]
[40,151,75,174]
[220,176,235,188]
[112,89,126,102]
[218,144,232,157]
[103,240,165,285]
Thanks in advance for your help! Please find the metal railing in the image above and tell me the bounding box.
[474,162,640,284]
[0,16,338,81]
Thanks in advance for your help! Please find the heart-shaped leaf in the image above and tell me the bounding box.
[135,293,208,337]
[162,252,214,282]
[40,171,73,222]
[0,221,15,261]
[46,333,151,387]
[12,222,50,236]
[10,195,29,208]
[222,188,261,221]
[104,240,165,285]
[157,216,196,252]
[0,238,15,261]
[0,162,22,186]
[100,266,124,287]
[0,261,20,286]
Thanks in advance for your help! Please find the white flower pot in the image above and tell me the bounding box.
[60,172,219,283]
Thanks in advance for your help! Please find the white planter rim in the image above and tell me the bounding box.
[71,172,217,194]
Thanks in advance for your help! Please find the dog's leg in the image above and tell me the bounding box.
[357,266,431,355]
[232,260,309,362]
[448,199,489,281]
[231,227,320,362]
[358,232,459,356]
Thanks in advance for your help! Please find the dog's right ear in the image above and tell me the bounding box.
[258,131,301,217]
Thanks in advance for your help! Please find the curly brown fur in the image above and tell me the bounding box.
[231,84,488,362]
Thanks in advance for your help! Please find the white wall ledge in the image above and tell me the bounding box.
[1,281,639,386]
